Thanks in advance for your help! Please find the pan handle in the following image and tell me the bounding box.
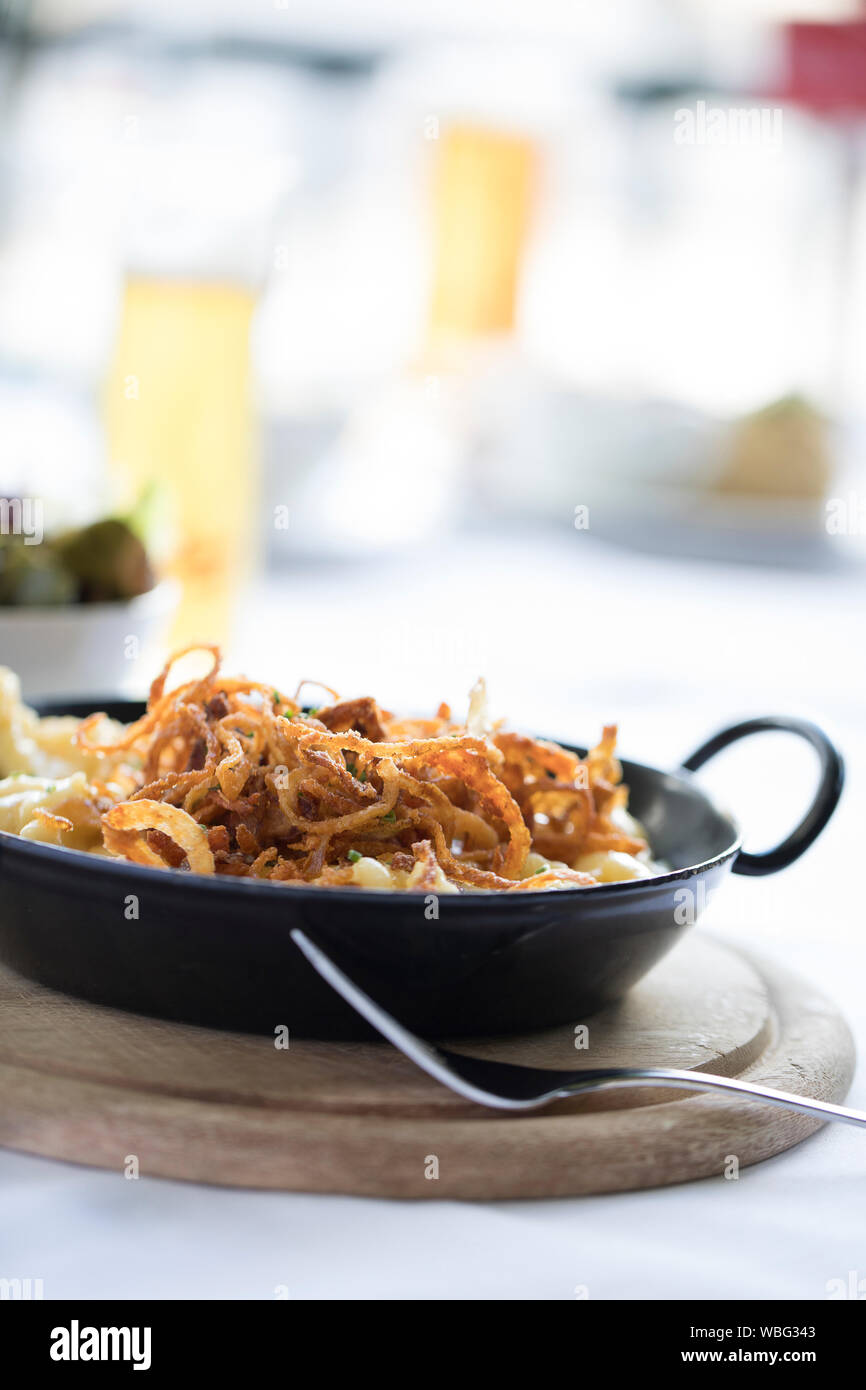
[680,716,844,877]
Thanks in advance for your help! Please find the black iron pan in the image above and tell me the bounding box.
[0,703,843,1039]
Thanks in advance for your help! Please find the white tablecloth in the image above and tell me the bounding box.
[3,528,865,1300]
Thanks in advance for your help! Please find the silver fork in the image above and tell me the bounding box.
[291,929,866,1127]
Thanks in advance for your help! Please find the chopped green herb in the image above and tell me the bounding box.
[307,705,320,716]
[535,865,548,875]
[345,759,357,777]
[358,769,367,783]
[272,690,282,707]
[347,849,362,864]
[46,784,56,794]
[382,810,396,823]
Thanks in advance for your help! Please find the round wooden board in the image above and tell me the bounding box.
[0,933,854,1198]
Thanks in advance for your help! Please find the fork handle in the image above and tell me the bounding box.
[565,1067,866,1128]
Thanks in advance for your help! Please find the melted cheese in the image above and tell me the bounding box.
[0,771,105,848]
[574,850,654,882]
[0,667,131,851]
[0,667,123,781]
[351,854,459,893]
[350,845,662,892]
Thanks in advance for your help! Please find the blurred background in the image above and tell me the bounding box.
[3,2,866,1299]
[0,0,865,900]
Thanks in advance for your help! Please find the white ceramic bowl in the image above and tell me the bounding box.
[0,579,179,701]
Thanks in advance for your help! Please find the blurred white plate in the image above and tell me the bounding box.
[0,579,179,701]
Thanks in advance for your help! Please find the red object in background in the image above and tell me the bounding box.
[776,19,866,418]
[781,20,866,114]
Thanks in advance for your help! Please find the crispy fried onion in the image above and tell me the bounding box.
[102,800,216,873]
[87,648,647,891]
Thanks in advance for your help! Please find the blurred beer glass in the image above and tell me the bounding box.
[105,137,288,648]
[429,123,537,344]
